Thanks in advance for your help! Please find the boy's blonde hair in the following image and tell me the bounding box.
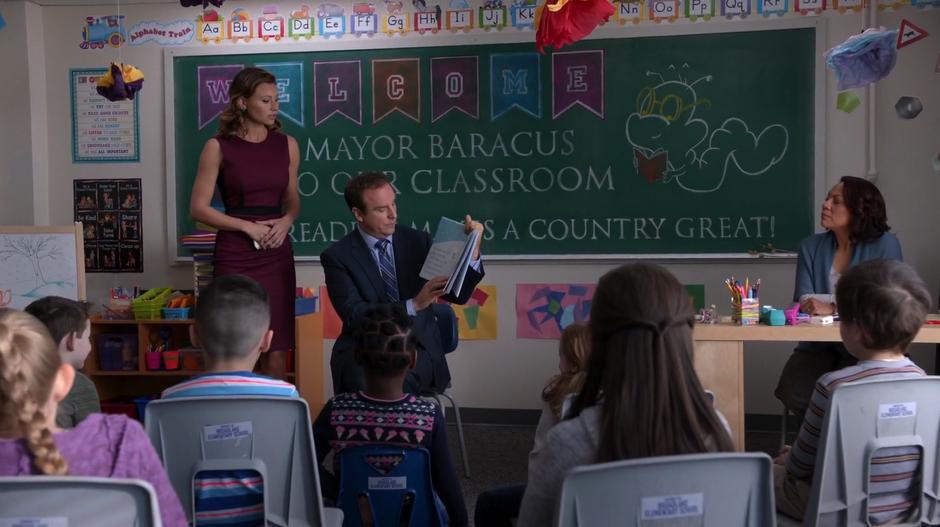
[0,309,69,475]
[541,322,591,419]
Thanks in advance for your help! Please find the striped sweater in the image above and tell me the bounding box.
[785,358,925,525]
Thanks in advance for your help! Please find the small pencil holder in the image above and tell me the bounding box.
[732,298,760,326]
[145,350,162,371]
[162,350,180,370]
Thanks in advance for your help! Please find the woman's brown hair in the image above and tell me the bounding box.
[541,322,591,419]
[217,67,282,137]
[0,309,69,475]
[568,263,734,462]
[839,176,890,244]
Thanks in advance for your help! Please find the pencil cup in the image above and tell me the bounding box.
[732,298,760,326]
[162,350,180,370]
[145,351,162,371]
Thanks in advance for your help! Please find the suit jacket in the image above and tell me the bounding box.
[321,225,484,394]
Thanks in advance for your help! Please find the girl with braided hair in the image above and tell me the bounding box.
[0,308,186,526]
[314,304,468,526]
[518,263,735,527]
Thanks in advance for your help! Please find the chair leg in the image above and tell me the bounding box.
[437,391,470,479]
[779,406,789,451]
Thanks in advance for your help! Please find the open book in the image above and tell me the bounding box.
[419,217,481,297]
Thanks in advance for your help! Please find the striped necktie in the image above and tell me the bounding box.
[375,239,399,302]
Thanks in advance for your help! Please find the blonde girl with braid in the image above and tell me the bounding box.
[0,309,186,527]
[313,304,468,527]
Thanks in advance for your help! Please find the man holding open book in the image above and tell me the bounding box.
[322,172,485,394]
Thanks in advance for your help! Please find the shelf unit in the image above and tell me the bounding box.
[87,313,326,417]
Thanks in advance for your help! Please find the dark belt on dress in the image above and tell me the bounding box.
[226,206,282,216]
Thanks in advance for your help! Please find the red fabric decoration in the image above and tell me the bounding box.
[535,0,614,53]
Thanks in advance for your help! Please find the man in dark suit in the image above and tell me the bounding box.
[321,172,485,394]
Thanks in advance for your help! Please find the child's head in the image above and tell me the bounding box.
[542,322,591,419]
[353,304,417,382]
[0,309,73,474]
[194,275,273,369]
[572,263,733,461]
[24,296,91,369]
[836,259,931,357]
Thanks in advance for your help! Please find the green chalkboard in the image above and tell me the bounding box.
[171,27,816,258]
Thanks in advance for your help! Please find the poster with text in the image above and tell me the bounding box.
[74,179,142,273]
[70,68,140,162]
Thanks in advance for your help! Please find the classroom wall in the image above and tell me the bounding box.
[0,1,36,225]
[4,0,939,415]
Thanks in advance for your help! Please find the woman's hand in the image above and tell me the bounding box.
[257,217,292,249]
[242,222,272,248]
[800,297,835,316]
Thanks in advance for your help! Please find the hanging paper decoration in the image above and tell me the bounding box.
[824,27,897,90]
[180,0,225,8]
[534,0,614,52]
[96,62,144,101]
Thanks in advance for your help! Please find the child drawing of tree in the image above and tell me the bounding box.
[0,236,62,288]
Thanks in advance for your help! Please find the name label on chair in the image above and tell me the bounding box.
[879,402,916,420]
[204,421,253,442]
[0,518,69,527]
[640,493,704,519]
[368,476,407,490]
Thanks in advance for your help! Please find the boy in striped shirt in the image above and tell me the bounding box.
[774,260,932,524]
[162,275,298,526]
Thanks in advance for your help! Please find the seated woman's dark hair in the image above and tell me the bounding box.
[353,304,418,377]
[840,176,890,244]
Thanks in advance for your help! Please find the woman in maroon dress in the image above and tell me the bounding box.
[189,67,300,379]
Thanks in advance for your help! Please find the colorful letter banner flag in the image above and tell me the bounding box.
[319,285,343,339]
[552,50,604,119]
[516,283,595,339]
[491,53,541,119]
[430,56,479,122]
[721,0,752,16]
[256,62,304,126]
[756,0,788,14]
[313,60,362,125]
[197,64,243,130]
[372,58,421,123]
[447,284,498,340]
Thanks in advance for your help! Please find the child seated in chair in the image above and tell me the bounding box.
[0,308,186,527]
[774,259,931,524]
[313,304,468,527]
[161,274,299,525]
[24,296,100,428]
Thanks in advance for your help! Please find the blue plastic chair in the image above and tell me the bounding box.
[338,445,446,527]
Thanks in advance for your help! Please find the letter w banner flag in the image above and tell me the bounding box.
[197,64,244,130]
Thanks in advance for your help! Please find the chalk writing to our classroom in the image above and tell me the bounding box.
[174,30,815,256]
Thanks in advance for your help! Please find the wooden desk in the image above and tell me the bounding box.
[295,312,325,418]
[692,323,940,450]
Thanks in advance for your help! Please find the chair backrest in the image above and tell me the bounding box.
[338,445,445,527]
[557,453,775,527]
[144,396,328,526]
[804,377,940,526]
[430,303,458,354]
[0,476,161,527]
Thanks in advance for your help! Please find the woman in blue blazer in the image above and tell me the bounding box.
[775,176,902,414]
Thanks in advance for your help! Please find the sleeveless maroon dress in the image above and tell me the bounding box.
[213,131,295,352]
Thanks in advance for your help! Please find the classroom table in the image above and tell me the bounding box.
[692,322,940,451]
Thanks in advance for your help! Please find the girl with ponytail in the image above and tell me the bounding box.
[0,308,186,526]
[518,264,734,527]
